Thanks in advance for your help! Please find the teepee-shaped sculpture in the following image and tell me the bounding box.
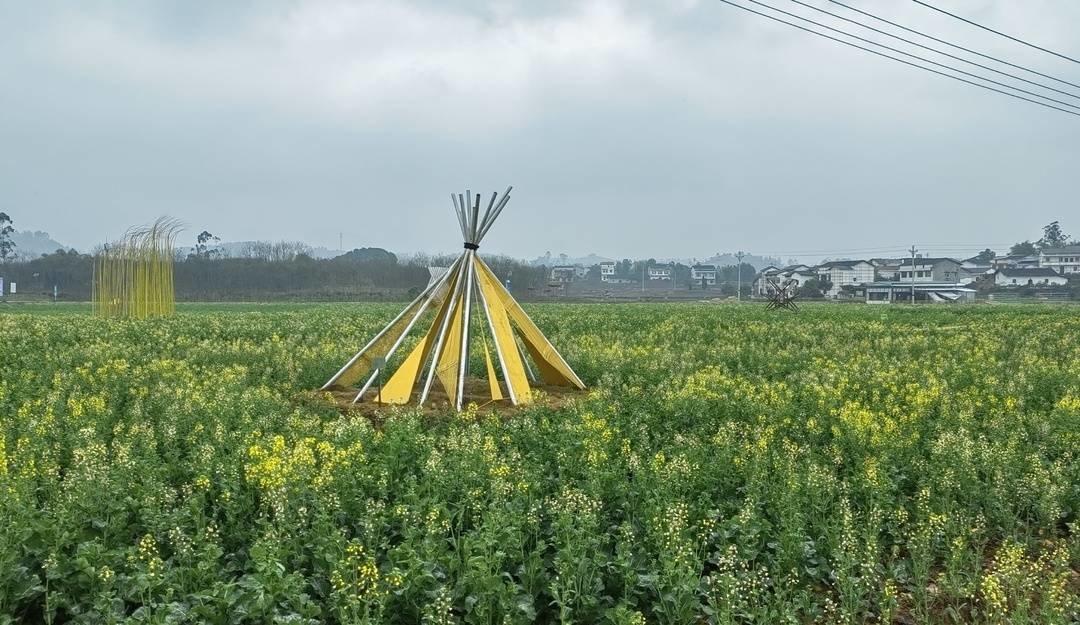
[323,187,585,410]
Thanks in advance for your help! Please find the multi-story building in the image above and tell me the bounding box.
[816,260,876,297]
[870,258,903,281]
[647,265,672,280]
[690,264,717,286]
[960,256,995,274]
[599,261,616,282]
[753,266,780,296]
[896,257,966,284]
[992,254,1039,270]
[754,264,819,296]
[1039,245,1080,275]
[549,266,577,283]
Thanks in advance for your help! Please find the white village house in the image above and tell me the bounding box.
[599,261,616,282]
[816,260,876,297]
[752,266,780,297]
[549,265,577,283]
[870,258,902,281]
[897,257,968,284]
[993,267,1069,287]
[960,256,994,275]
[778,264,816,289]
[992,254,1040,270]
[647,265,672,280]
[753,264,819,296]
[690,264,717,286]
[1039,245,1080,275]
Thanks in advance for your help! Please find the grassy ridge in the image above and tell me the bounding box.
[0,303,1077,624]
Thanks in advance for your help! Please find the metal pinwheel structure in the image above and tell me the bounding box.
[323,187,585,410]
[764,277,800,312]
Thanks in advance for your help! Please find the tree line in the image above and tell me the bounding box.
[0,245,551,302]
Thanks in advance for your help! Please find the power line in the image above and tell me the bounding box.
[826,0,1080,91]
[756,247,915,255]
[787,0,1080,101]
[755,243,1016,256]
[715,0,1080,118]
[911,0,1080,66]
[740,0,1080,112]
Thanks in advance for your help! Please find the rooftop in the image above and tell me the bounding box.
[1040,245,1080,255]
[865,282,977,291]
[995,267,1064,277]
[817,260,872,269]
[898,257,960,267]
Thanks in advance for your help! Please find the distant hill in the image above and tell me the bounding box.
[334,247,397,263]
[10,230,67,259]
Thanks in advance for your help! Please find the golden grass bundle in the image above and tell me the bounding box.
[92,218,183,319]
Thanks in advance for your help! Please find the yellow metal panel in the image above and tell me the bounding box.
[379,276,459,403]
[379,334,428,403]
[520,338,575,387]
[435,290,466,407]
[328,268,458,389]
[475,258,585,389]
[474,258,532,403]
[329,297,427,388]
[483,340,504,401]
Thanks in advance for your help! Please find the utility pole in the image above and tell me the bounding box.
[641,261,645,292]
[339,232,343,253]
[735,251,746,301]
[908,245,918,304]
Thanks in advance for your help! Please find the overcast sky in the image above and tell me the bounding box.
[2,0,1078,262]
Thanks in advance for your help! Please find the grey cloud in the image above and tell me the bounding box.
[1,0,1078,262]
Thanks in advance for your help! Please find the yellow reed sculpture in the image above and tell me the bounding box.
[92,218,183,319]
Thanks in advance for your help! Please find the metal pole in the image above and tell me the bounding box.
[475,261,519,405]
[475,255,584,389]
[451,194,468,241]
[909,245,918,304]
[641,262,645,292]
[736,251,745,301]
[348,272,451,403]
[469,193,481,244]
[455,251,475,410]
[323,257,459,390]
[477,186,513,241]
[420,260,468,405]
